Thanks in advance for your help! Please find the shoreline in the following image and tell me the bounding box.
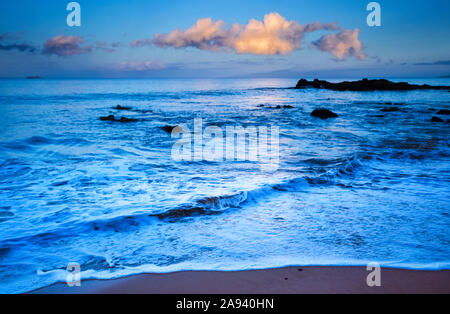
[30,266,450,294]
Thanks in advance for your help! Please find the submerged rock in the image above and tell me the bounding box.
[295,78,450,91]
[258,104,294,109]
[431,116,444,122]
[437,109,450,115]
[311,109,338,119]
[381,107,400,112]
[118,117,138,123]
[114,105,132,111]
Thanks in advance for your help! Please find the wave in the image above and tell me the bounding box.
[3,145,433,243]
[378,138,450,161]
[0,154,367,248]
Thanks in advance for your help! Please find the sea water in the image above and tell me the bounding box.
[0,78,448,293]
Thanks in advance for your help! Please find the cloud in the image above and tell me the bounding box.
[0,32,24,41]
[95,41,123,53]
[131,12,350,56]
[152,18,232,51]
[0,42,37,53]
[42,35,92,56]
[312,29,365,60]
[0,33,12,41]
[0,32,37,53]
[118,60,165,72]
[2,33,121,56]
[414,60,450,66]
[233,14,339,55]
[370,55,382,63]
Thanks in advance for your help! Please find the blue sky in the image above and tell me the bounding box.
[0,0,449,78]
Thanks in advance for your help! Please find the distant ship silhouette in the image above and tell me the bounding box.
[26,76,42,79]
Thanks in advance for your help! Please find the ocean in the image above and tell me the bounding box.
[0,78,449,293]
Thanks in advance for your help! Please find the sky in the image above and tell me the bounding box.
[0,0,449,78]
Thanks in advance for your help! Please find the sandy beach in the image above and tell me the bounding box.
[31,266,450,294]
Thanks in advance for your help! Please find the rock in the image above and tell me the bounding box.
[381,107,400,112]
[295,78,450,91]
[258,104,293,109]
[437,109,450,115]
[311,109,338,119]
[114,105,131,111]
[100,115,116,121]
[99,115,138,123]
[119,117,138,123]
[161,125,178,133]
[431,116,444,122]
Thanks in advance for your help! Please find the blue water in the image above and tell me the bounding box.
[0,78,449,293]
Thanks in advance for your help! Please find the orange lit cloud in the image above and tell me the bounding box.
[233,13,338,55]
[131,12,366,59]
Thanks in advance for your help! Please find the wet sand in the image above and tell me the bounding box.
[31,266,450,294]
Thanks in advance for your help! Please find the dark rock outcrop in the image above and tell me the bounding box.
[161,125,179,133]
[311,109,338,119]
[295,78,450,91]
[100,115,138,123]
[100,115,116,121]
[431,116,444,122]
[437,109,450,115]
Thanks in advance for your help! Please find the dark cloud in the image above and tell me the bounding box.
[0,42,37,52]
[95,41,123,53]
[0,32,37,53]
[414,60,450,66]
